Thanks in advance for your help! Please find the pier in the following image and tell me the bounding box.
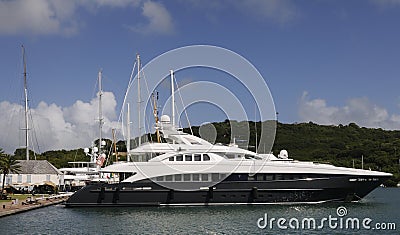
[0,194,71,218]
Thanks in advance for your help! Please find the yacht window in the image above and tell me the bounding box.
[256,174,264,181]
[169,157,174,161]
[156,176,164,181]
[245,154,254,159]
[265,174,274,181]
[174,174,182,181]
[211,173,219,181]
[248,175,255,181]
[194,154,201,161]
[220,174,226,180]
[165,175,173,181]
[192,174,200,181]
[226,154,235,159]
[276,174,283,180]
[201,174,209,181]
[203,154,211,161]
[185,154,192,161]
[176,155,183,161]
[183,174,191,181]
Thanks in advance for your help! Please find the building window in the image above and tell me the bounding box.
[17,175,22,183]
[46,175,51,181]
[6,175,12,185]
[27,175,31,183]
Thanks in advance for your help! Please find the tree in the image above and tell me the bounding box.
[0,148,21,198]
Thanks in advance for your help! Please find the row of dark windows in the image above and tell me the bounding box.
[168,154,211,162]
[225,173,329,182]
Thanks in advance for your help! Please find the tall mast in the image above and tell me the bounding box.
[170,70,175,127]
[22,45,29,161]
[98,69,104,154]
[137,54,141,146]
[126,102,131,162]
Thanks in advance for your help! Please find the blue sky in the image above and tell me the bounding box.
[1,0,400,153]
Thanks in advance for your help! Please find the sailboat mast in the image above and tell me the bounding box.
[170,70,175,127]
[137,54,141,146]
[98,69,104,154]
[22,45,29,161]
[126,102,131,162]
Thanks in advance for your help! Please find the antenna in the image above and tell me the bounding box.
[22,45,30,161]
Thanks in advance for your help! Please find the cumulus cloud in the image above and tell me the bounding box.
[0,0,79,36]
[299,92,400,129]
[181,0,299,24]
[0,92,120,154]
[128,1,175,35]
[232,0,299,24]
[370,0,400,9]
[0,0,154,36]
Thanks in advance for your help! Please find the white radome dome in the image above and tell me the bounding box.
[160,115,171,123]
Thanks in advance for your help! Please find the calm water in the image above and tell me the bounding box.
[1,188,399,234]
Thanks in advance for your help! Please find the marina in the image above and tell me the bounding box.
[0,2,400,234]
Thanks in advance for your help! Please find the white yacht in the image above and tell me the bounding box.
[65,113,391,206]
[65,65,392,206]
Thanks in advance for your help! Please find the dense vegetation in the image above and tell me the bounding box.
[7,121,400,186]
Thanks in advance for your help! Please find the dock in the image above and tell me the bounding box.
[0,194,72,218]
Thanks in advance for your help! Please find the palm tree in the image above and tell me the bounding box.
[0,148,21,198]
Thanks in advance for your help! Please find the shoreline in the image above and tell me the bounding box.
[0,194,72,218]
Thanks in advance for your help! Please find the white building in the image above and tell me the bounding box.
[0,160,61,187]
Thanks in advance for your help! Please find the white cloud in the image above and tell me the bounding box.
[0,0,143,36]
[370,0,400,8]
[128,1,175,35]
[232,0,299,24]
[0,91,120,154]
[0,0,79,36]
[299,92,400,129]
[181,0,299,24]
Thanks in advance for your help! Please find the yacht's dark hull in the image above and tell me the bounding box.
[65,174,390,207]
